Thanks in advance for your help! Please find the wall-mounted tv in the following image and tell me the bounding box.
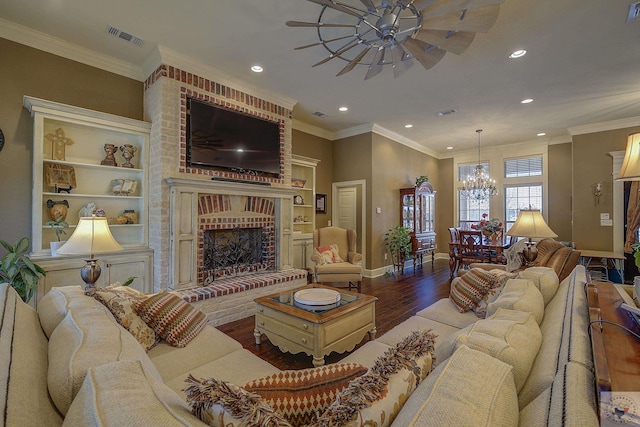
[187,98,281,176]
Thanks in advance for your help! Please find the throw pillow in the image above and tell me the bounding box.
[184,375,292,427]
[518,267,560,306]
[450,268,497,313]
[309,330,437,427]
[314,244,344,265]
[94,285,159,351]
[244,363,368,427]
[504,238,527,272]
[134,291,208,348]
[473,270,518,318]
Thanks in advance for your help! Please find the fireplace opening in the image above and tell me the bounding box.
[203,227,267,280]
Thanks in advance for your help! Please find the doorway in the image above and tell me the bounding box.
[332,180,366,270]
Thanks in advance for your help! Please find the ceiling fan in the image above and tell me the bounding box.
[286,0,504,80]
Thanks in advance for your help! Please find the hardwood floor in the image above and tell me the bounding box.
[216,259,453,370]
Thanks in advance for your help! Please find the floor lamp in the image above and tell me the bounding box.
[56,216,123,294]
[506,209,557,266]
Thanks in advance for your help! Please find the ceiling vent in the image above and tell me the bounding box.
[437,108,457,117]
[312,111,329,118]
[105,25,145,47]
[628,2,640,23]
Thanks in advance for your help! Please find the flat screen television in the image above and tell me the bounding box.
[187,98,281,176]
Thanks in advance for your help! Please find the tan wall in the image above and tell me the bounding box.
[548,143,573,242]
[436,157,454,252]
[291,129,333,228]
[572,127,640,250]
[0,38,143,247]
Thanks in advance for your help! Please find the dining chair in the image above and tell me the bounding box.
[448,227,461,277]
[458,229,489,270]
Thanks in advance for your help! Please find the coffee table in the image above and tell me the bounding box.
[254,284,377,367]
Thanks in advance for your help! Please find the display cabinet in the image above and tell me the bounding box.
[400,182,436,270]
[291,155,319,270]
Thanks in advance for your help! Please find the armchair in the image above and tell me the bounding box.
[311,226,363,293]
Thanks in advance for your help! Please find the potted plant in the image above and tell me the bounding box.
[0,237,46,302]
[415,175,429,187]
[384,226,412,275]
[45,217,68,256]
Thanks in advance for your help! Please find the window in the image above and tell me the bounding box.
[504,184,543,231]
[459,162,490,182]
[504,156,542,178]
[458,191,489,230]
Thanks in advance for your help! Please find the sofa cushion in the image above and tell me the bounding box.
[487,278,545,325]
[473,270,517,318]
[48,306,162,415]
[390,345,519,427]
[37,285,105,338]
[310,330,436,427]
[244,363,368,426]
[449,268,497,312]
[64,360,206,427]
[184,375,292,427]
[134,291,208,348]
[416,298,479,329]
[447,309,542,392]
[0,284,63,427]
[94,285,159,351]
[519,361,598,427]
[519,266,560,305]
[314,244,344,264]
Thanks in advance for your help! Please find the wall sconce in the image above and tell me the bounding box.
[594,182,602,204]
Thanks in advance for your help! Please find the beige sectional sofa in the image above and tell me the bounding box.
[0,264,598,426]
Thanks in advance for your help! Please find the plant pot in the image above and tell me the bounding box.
[50,241,66,256]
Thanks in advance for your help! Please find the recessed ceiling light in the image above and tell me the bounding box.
[521,98,534,104]
[537,132,546,137]
[509,49,527,59]
[338,106,348,112]
[251,65,263,73]
[446,146,453,150]
[237,148,244,152]
[404,124,413,128]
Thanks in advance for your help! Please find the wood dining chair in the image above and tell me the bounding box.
[458,229,489,270]
[448,227,461,277]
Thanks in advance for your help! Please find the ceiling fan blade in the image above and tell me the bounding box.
[404,38,446,71]
[413,29,475,54]
[306,0,362,18]
[364,47,386,80]
[412,0,437,10]
[295,34,355,50]
[336,47,371,76]
[421,4,501,32]
[391,44,413,78]
[286,21,356,28]
[421,0,504,19]
[359,0,377,11]
[313,42,360,66]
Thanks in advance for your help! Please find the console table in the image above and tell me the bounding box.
[587,282,640,423]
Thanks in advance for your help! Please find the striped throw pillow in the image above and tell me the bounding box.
[134,292,207,347]
[450,268,497,313]
[244,363,368,426]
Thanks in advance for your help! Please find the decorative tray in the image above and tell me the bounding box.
[294,288,341,308]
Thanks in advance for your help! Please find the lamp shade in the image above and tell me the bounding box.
[57,216,123,257]
[506,209,557,239]
[616,132,640,180]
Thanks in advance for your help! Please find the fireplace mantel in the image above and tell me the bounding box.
[166,177,296,290]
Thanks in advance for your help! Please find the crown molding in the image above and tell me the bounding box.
[371,124,440,158]
[568,116,640,136]
[0,18,144,81]
[144,45,297,110]
[292,120,335,140]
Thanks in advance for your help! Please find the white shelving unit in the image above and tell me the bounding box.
[291,155,319,271]
[24,96,154,301]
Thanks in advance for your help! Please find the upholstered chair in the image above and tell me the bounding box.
[311,226,363,293]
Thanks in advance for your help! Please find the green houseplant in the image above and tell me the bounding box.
[631,242,640,272]
[384,226,412,274]
[0,237,46,302]
[45,217,68,256]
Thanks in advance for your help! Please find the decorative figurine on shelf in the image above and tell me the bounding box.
[46,199,69,222]
[101,143,119,166]
[120,144,137,168]
[78,202,96,218]
[45,127,74,161]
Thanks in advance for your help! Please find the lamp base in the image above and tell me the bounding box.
[523,240,538,266]
[80,259,101,295]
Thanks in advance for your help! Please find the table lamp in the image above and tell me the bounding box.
[506,209,557,266]
[56,216,123,293]
[616,132,640,180]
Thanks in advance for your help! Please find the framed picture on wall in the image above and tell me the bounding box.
[315,193,327,214]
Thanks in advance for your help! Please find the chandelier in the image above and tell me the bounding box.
[461,129,498,200]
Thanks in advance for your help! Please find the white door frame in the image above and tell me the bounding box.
[332,180,367,271]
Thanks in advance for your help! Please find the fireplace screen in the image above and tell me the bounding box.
[203,227,263,276]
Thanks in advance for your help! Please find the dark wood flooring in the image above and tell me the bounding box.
[216,259,453,370]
